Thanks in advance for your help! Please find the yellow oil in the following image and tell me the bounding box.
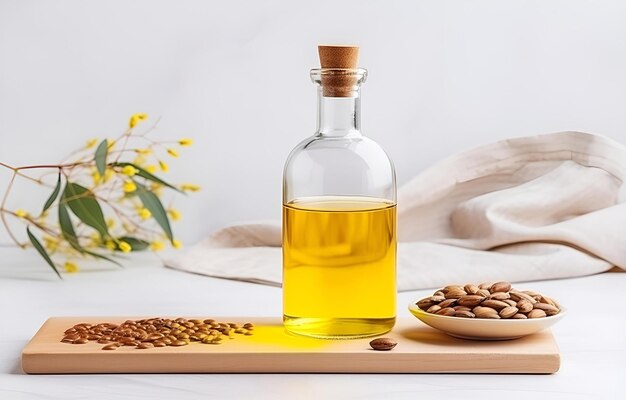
[282,196,396,339]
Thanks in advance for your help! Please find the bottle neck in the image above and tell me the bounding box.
[316,87,361,137]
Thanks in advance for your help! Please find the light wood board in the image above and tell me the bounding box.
[22,317,560,374]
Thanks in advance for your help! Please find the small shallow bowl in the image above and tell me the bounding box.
[408,301,566,340]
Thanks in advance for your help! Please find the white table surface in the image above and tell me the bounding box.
[0,246,624,400]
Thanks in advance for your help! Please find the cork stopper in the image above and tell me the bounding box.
[318,45,361,97]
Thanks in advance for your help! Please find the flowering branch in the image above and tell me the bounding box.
[0,113,200,277]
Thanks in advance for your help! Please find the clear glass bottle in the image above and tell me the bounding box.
[282,46,397,339]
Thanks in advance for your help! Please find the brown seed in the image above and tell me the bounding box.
[87,334,102,340]
[438,298,458,308]
[171,340,188,346]
[512,313,528,319]
[503,299,517,307]
[540,296,558,307]
[97,338,111,344]
[476,289,491,297]
[430,295,445,303]
[369,338,397,351]
[509,291,537,304]
[488,292,510,301]
[457,295,484,307]
[478,282,493,290]
[444,287,467,299]
[244,331,253,336]
[499,306,519,319]
[153,341,167,347]
[454,310,475,318]
[473,306,501,319]
[533,302,560,316]
[147,333,164,341]
[102,344,119,350]
[443,284,464,292]
[489,281,512,293]
[426,305,441,314]
[433,290,445,297]
[243,323,254,329]
[72,337,89,344]
[435,307,456,316]
[517,299,533,313]
[480,299,509,310]
[453,306,472,312]
[464,284,480,295]
[417,298,435,310]
[137,342,154,349]
[528,309,547,319]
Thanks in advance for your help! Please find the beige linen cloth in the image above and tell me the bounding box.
[166,132,626,290]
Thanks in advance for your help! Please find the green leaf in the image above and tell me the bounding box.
[58,203,121,267]
[95,139,108,177]
[26,226,62,279]
[62,182,109,239]
[117,236,150,251]
[109,162,182,193]
[42,172,62,213]
[135,182,173,242]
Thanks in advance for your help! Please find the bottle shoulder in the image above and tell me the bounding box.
[285,134,393,167]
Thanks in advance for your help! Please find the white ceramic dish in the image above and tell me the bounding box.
[408,301,566,340]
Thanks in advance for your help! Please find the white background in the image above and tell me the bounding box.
[1,0,625,245]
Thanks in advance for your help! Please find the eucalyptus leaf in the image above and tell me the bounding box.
[58,203,122,267]
[42,172,62,213]
[58,203,81,250]
[95,139,108,177]
[109,162,182,192]
[27,226,62,279]
[62,182,109,239]
[135,182,173,242]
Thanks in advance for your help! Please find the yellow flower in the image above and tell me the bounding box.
[178,138,193,147]
[150,241,165,252]
[85,138,98,149]
[89,232,101,245]
[158,160,169,172]
[63,261,79,273]
[129,113,148,129]
[121,165,138,176]
[180,183,201,192]
[138,208,152,220]
[166,148,179,158]
[105,239,116,250]
[133,155,146,166]
[15,209,28,218]
[145,165,157,174]
[167,208,181,221]
[135,148,152,155]
[43,236,59,252]
[172,239,183,249]
[118,241,132,253]
[123,181,137,193]
[103,169,114,183]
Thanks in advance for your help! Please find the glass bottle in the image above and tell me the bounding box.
[282,46,397,339]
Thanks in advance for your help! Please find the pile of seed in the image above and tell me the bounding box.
[60,317,254,350]
[416,281,561,319]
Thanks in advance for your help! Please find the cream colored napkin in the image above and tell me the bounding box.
[166,132,626,290]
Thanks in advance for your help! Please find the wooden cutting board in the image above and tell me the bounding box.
[22,317,560,374]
